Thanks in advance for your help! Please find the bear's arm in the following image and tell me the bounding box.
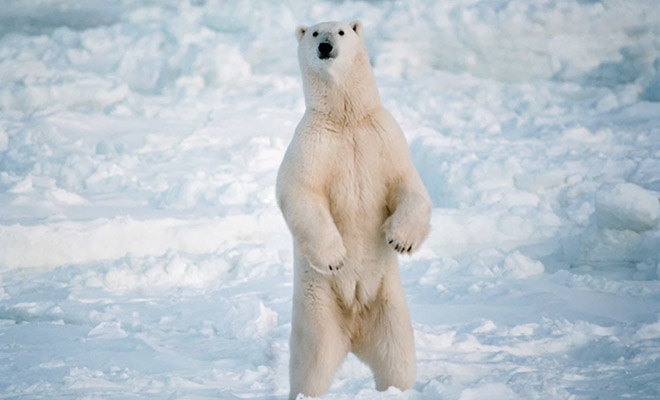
[381,114,432,254]
[383,168,432,254]
[276,150,346,272]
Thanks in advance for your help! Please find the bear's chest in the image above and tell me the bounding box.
[323,130,390,223]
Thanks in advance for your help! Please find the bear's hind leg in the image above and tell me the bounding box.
[289,300,349,400]
[353,273,415,391]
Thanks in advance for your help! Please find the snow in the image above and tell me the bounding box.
[1,0,660,399]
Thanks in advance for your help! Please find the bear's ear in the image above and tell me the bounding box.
[350,20,362,37]
[295,25,307,42]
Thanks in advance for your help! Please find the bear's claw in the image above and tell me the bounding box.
[388,237,413,254]
[328,260,344,272]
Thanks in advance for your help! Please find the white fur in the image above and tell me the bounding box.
[276,20,432,399]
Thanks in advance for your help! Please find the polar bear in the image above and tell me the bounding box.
[276,20,432,399]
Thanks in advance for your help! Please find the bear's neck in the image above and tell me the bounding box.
[303,52,381,126]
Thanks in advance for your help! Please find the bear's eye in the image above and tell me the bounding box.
[338,30,344,36]
[312,31,318,37]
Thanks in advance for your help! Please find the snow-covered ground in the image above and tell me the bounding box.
[1,0,660,398]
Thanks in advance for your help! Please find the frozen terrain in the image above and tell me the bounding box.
[1,0,660,399]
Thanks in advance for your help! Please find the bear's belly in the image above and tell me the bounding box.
[327,191,394,310]
[331,255,394,309]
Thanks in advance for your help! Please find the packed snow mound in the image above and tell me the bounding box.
[595,183,660,232]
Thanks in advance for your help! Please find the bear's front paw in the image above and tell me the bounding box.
[312,248,345,274]
[383,215,430,255]
[301,235,346,274]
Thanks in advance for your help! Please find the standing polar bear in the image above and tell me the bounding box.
[276,20,432,399]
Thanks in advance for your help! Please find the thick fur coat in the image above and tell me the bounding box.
[276,20,432,399]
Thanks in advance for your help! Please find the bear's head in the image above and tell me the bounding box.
[295,20,365,82]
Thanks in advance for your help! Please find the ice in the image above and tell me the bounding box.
[502,251,544,279]
[595,182,660,232]
[1,0,660,399]
[641,57,660,102]
[568,183,660,269]
[87,321,129,340]
[636,320,660,340]
[458,383,516,400]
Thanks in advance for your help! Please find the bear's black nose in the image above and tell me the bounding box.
[318,42,333,56]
